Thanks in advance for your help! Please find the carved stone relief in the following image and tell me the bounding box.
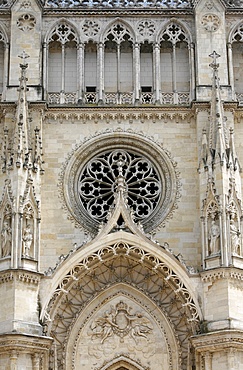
[137,20,155,38]
[43,241,199,370]
[17,14,36,32]
[71,296,171,370]
[82,20,101,38]
[90,301,153,345]
[201,14,220,32]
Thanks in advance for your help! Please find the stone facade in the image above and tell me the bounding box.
[1,0,243,369]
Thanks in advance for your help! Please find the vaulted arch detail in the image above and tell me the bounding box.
[41,231,201,370]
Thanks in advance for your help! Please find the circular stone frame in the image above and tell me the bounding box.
[62,131,179,234]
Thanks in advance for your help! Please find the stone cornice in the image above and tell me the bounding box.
[191,330,243,352]
[0,333,52,353]
[0,269,43,285]
[201,267,243,283]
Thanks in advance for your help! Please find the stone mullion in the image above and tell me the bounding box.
[2,42,9,100]
[172,42,178,104]
[61,44,65,94]
[43,42,48,101]
[117,43,120,103]
[153,42,160,103]
[97,42,104,104]
[201,216,206,269]
[77,42,84,103]
[134,42,140,103]
[227,42,235,99]
[189,42,195,101]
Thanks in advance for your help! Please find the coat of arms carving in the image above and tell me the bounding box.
[90,301,153,344]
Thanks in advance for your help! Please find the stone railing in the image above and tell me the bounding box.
[48,92,77,105]
[47,91,190,105]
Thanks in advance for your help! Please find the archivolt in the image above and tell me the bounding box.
[43,241,201,370]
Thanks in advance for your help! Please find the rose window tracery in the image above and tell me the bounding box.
[78,149,161,223]
[61,132,179,234]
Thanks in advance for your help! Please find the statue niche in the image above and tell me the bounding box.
[208,217,220,256]
[230,217,241,256]
[1,216,12,258]
[22,203,34,258]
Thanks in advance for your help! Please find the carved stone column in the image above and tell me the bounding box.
[189,42,195,101]
[172,43,177,104]
[227,43,235,99]
[42,42,47,101]
[97,42,104,104]
[2,42,9,101]
[153,42,160,103]
[77,42,84,103]
[133,42,140,103]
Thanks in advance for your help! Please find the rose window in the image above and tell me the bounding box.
[78,150,161,223]
[62,132,179,234]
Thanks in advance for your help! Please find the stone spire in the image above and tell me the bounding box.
[199,51,243,269]
[209,51,229,168]
[2,51,44,174]
[0,52,43,271]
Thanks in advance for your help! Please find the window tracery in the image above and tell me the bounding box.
[61,131,180,234]
[47,22,78,102]
[47,23,78,45]
[160,23,189,45]
[78,149,161,224]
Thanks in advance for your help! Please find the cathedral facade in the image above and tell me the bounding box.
[1,0,243,369]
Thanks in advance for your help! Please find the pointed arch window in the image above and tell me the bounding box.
[0,28,8,98]
[229,23,243,104]
[140,41,153,103]
[159,23,191,105]
[104,23,134,104]
[47,23,78,104]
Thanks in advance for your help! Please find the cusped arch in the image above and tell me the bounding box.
[44,18,80,44]
[156,18,192,44]
[228,19,243,43]
[100,18,136,43]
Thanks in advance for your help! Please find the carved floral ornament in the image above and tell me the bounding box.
[17,14,36,32]
[200,14,220,32]
[60,130,180,234]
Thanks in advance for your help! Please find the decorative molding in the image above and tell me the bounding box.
[44,108,194,123]
[0,270,41,285]
[201,267,243,283]
[44,242,199,369]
